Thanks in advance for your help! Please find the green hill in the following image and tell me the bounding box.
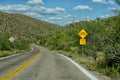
[46,15,120,78]
[0,11,62,53]
[0,11,61,42]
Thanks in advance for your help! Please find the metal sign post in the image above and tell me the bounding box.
[78,29,88,55]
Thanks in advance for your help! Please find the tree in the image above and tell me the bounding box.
[115,0,120,5]
[112,0,120,14]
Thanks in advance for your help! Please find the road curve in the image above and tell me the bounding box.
[0,46,39,78]
[10,47,97,80]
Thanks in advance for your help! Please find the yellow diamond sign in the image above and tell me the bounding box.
[80,39,86,45]
[78,29,88,38]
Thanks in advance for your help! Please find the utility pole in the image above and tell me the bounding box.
[84,16,90,21]
[72,17,75,28]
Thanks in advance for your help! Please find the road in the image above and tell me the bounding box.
[0,46,98,80]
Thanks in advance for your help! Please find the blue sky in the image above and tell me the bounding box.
[0,0,120,25]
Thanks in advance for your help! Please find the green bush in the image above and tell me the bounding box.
[0,33,29,52]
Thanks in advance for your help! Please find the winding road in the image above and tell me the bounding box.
[0,46,99,80]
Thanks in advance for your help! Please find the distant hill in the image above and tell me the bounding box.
[0,11,62,42]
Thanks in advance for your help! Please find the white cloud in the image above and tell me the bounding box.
[74,5,92,10]
[27,0,44,5]
[67,14,72,17]
[45,13,73,25]
[101,14,109,18]
[41,7,65,15]
[24,12,42,18]
[32,6,65,15]
[63,14,72,19]
[108,7,117,10]
[55,7,65,12]
[92,0,107,3]
[33,6,45,11]
[47,15,66,21]
[0,5,43,18]
[0,5,31,12]
[92,0,116,4]
[108,0,115,4]
[43,8,59,15]
[0,4,65,16]
[48,17,63,21]
[0,1,66,26]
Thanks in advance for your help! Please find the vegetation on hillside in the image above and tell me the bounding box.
[112,0,120,14]
[46,14,120,79]
[0,1,120,78]
[46,1,120,78]
[0,11,62,57]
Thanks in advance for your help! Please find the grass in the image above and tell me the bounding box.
[0,49,30,57]
[54,50,120,80]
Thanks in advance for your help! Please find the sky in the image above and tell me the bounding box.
[0,0,120,26]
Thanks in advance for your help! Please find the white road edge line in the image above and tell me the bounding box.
[59,54,99,80]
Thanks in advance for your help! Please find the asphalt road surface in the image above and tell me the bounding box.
[0,46,99,80]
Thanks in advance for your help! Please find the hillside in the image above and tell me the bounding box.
[0,11,62,54]
[0,11,62,42]
[46,15,120,79]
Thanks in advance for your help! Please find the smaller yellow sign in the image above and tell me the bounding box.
[80,39,86,45]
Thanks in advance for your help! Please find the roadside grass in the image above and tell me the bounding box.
[55,50,120,80]
[0,49,30,57]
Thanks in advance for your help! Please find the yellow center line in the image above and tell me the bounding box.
[0,52,40,80]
